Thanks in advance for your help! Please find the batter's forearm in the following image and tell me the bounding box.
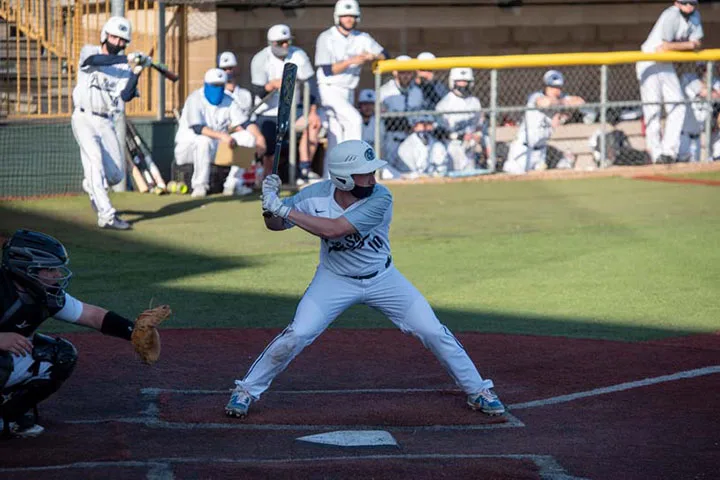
[82,54,127,68]
[286,210,354,238]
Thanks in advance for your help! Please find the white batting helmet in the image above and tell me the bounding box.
[448,67,474,89]
[543,70,564,88]
[334,0,361,26]
[328,140,386,191]
[101,16,132,44]
[267,24,292,43]
[416,52,435,61]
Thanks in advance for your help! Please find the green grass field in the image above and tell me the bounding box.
[2,176,719,342]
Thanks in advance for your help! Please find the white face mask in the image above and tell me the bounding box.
[271,45,289,58]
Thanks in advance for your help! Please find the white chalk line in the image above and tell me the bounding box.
[0,454,588,480]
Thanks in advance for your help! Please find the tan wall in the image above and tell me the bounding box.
[215,3,720,94]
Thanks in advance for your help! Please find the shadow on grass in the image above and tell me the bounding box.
[0,203,697,342]
[118,193,259,225]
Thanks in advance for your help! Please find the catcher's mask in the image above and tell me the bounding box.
[1,229,72,309]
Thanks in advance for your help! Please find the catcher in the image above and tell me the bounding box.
[0,229,171,439]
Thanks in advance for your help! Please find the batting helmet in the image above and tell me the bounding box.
[1,229,72,309]
[334,0,361,26]
[328,140,386,191]
[543,70,564,88]
[101,16,132,44]
[448,67,474,89]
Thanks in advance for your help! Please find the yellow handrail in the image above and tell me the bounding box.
[376,49,720,74]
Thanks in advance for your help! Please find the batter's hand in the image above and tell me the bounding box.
[262,174,282,196]
[0,332,33,357]
[262,191,290,218]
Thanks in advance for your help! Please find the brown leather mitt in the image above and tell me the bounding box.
[131,305,172,365]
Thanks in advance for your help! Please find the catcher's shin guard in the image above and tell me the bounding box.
[0,334,77,424]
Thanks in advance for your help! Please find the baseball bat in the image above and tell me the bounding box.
[151,61,179,83]
[125,133,153,193]
[272,62,298,175]
[126,120,167,191]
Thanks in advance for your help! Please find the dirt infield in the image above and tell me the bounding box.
[1,329,718,479]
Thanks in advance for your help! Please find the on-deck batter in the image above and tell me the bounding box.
[224,139,505,419]
[71,16,149,230]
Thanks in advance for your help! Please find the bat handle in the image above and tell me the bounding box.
[271,139,283,175]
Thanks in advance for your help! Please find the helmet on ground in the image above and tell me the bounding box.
[334,0,361,25]
[448,67,474,89]
[218,51,238,69]
[1,229,72,308]
[101,16,132,44]
[328,140,387,191]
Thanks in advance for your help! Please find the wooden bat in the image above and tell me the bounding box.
[125,132,152,193]
[151,61,178,83]
[272,62,298,175]
[126,120,167,191]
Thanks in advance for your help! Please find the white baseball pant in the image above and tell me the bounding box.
[71,110,125,224]
[446,140,475,172]
[235,264,494,400]
[174,136,219,191]
[502,140,546,174]
[637,62,686,162]
[319,84,362,155]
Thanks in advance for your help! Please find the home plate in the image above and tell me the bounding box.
[296,430,398,447]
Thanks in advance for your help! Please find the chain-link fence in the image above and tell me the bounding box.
[374,52,720,178]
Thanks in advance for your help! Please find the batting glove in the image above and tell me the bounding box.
[261,192,290,219]
[261,174,282,196]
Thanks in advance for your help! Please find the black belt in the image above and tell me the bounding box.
[523,143,545,150]
[348,256,392,280]
[682,132,700,139]
[79,107,110,119]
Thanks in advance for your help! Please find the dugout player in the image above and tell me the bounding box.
[358,88,385,147]
[71,16,149,231]
[174,68,266,198]
[0,230,149,438]
[397,115,449,177]
[637,0,703,164]
[679,62,720,162]
[224,140,505,419]
[250,24,322,184]
[315,0,388,156]
[414,52,449,110]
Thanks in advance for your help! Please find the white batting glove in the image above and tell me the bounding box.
[262,174,282,196]
[261,192,290,219]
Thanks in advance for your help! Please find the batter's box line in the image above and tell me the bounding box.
[0,454,588,480]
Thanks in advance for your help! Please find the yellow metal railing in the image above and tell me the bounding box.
[0,0,182,119]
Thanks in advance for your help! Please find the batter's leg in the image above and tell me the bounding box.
[236,267,360,400]
[365,267,493,395]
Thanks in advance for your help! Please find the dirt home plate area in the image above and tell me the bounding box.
[1,328,718,479]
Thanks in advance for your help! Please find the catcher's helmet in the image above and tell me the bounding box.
[328,140,387,191]
[1,229,72,308]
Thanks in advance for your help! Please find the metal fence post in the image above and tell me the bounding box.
[599,64,608,168]
[157,1,166,121]
[111,0,127,191]
[374,70,382,158]
[489,69,498,172]
[704,60,714,163]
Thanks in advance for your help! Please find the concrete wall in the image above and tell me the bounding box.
[214,2,720,94]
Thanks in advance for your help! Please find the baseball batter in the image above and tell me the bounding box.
[218,51,259,196]
[315,0,388,156]
[174,68,264,198]
[637,0,703,164]
[251,24,322,182]
[436,67,483,172]
[503,70,585,174]
[224,140,505,419]
[397,116,449,177]
[379,55,424,168]
[71,16,149,230]
[679,62,720,161]
[0,230,158,438]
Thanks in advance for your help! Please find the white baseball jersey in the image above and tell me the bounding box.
[397,133,448,175]
[379,80,424,116]
[175,88,246,145]
[681,73,720,134]
[251,46,314,117]
[281,180,392,277]
[436,91,482,134]
[72,45,133,116]
[514,91,563,148]
[315,27,384,89]
[228,85,254,119]
[637,6,703,78]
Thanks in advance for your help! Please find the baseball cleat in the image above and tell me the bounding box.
[99,215,131,230]
[1,415,45,439]
[467,388,506,416]
[225,385,252,418]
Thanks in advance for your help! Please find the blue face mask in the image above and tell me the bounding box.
[204,83,225,106]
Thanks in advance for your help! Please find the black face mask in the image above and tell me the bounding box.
[417,131,431,145]
[456,86,472,97]
[350,184,374,199]
[105,41,123,55]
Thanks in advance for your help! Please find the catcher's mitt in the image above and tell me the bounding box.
[131,305,172,365]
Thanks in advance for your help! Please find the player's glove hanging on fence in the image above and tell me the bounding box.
[131,305,172,365]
